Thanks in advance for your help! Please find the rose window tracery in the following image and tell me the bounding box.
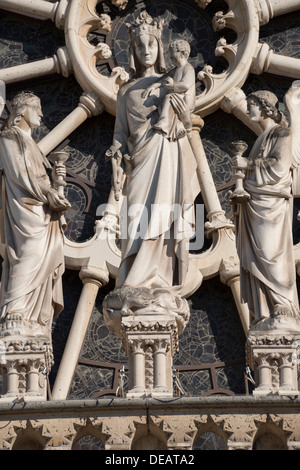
[0,0,300,398]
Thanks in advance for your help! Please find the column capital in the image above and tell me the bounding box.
[219,257,240,286]
[251,42,272,75]
[191,113,205,132]
[79,92,104,117]
[79,265,109,287]
[220,87,247,114]
[54,46,73,78]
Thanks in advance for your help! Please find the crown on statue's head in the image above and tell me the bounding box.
[126,11,164,40]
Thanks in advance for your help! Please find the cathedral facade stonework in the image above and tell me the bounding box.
[0,0,300,450]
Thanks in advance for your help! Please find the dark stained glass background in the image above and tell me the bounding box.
[0,0,299,400]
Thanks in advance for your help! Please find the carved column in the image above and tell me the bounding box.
[220,259,250,335]
[26,360,43,396]
[189,115,234,237]
[279,352,298,394]
[38,91,104,156]
[128,339,146,393]
[0,46,72,84]
[5,361,20,397]
[247,331,300,396]
[121,315,178,398]
[153,339,170,393]
[254,353,273,395]
[255,0,300,25]
[0,0,68,29]
[0,339,54,402]
[51,266,109,400]
[251,42,300,79]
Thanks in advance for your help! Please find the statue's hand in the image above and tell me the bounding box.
[106,144,120,160]
[170,93,191,131]
[47,188,70,212]
[162,77,174,90]
[51,161,66,184]
[232,155,248,170]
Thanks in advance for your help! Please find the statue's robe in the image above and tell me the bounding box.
[0,126,65,328]
[237,124,299,321]
[112,75,200,291]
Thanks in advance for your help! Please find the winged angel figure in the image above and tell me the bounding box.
[232,81,300,327]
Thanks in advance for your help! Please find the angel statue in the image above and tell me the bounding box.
[0,91,70,334]
[232,82,300,328]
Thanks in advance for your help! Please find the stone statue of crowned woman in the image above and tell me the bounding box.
[103,11,200,336]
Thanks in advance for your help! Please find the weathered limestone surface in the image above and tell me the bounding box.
[0,396,299,450]
[0,0,300,450]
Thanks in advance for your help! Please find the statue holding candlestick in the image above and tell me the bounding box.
[0,92,70,333]
[228,140,249,204]
[232,88,300,327]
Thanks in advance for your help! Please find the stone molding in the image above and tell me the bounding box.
[0,397,299,450]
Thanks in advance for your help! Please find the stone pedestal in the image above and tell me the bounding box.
[246,317,300,397]
[103,287,190,398]
[122,314,178,398]
[0,317,53,402]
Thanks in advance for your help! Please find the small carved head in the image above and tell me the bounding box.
[169,39,191,65]
[246,90,283,125]
[126,11,166,77]
[7,91,42,129]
